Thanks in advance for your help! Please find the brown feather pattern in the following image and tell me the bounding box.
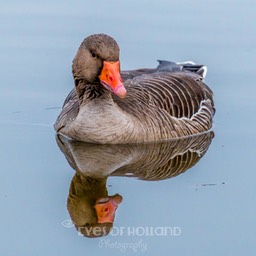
[55,70,214,143]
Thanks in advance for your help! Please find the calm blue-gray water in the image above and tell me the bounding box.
[1,0,255,255]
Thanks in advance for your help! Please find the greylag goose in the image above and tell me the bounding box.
[54,34,215,144]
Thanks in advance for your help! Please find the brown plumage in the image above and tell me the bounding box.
[54,34,215,144]
[56,131,214,181]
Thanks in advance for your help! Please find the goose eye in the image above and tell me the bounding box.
[90,51,97,58]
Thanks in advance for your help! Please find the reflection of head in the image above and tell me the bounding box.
[67,171,122,238]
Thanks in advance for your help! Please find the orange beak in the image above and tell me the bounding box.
[99,61,127,98]
[94,194,123,223]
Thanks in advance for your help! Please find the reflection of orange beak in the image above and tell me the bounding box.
[94,194,123,223]
[99,61,127,99]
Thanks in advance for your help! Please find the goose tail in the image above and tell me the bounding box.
[157,60,207,80]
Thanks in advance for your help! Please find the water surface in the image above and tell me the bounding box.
[1,1,256,255]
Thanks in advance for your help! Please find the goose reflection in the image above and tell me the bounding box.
[56,132,214,237]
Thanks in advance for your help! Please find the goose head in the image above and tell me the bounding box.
[72,33,127,99]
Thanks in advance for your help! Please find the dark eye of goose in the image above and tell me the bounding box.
[90,50,97,59]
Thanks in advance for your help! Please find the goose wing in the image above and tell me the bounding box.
[115,71,214,120]
[54,88,79,132]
